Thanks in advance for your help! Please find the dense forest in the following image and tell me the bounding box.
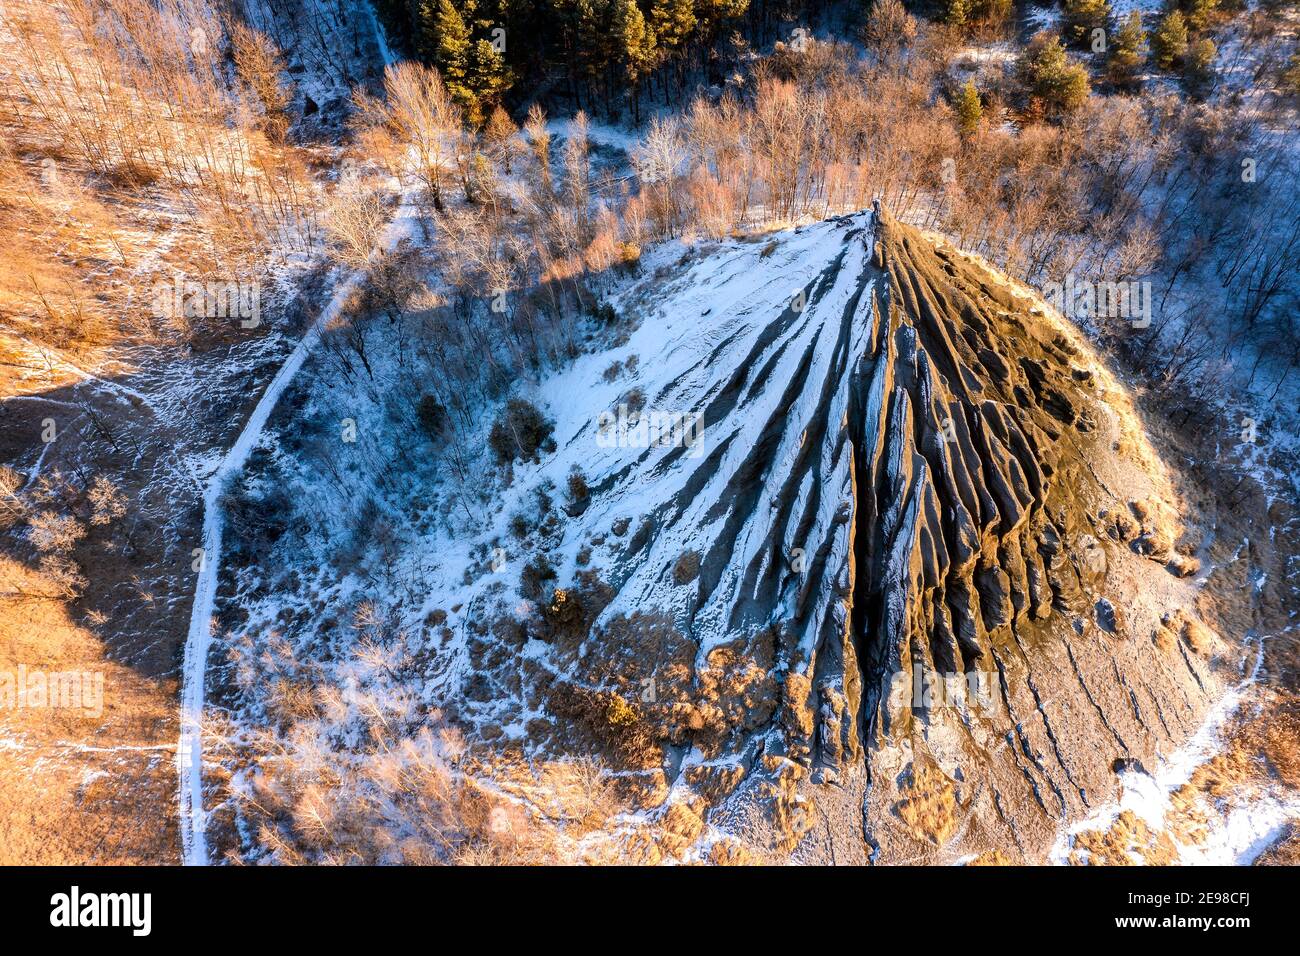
[372,0,775,123]
[371,0,1280,124]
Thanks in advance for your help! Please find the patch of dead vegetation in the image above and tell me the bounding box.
[543,612,778,776]
[755,753,816,854]
[1255,824,1300,865]
[1233,693,1300,790]
[1152,607,1215,657]
[1069,809,1181,866]
[0,557,176,863]
[230,634,635,864]
[1069,690,1300,867]
[892,760,959,847]
[967,849,1014,865]
[548,684,661,770]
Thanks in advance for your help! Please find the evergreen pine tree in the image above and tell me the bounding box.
[1107,10,1145,84]
[575,0,616,112]
[1017,32,1092,116]
[1150,9,1188,71]
[612,0,657,124]
[433,0,472,104]
[650,0,694,96]
[1183,35,1217,90]
[1182,0,1219,31]
[467,37,512,125]
[695,0,749,48]
[1061,0,1111,49]
[416,0,443,64]
[955,77,982,137]
[651,0,695,52]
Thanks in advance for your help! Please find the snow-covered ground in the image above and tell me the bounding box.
[176,0,408,865]
[187,2,1300,866]
[177,205,415,866]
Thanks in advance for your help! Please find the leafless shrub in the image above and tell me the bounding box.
[229,631,634,864]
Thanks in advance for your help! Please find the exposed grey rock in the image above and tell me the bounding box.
[460,207,1219,864]
[1095,597,1124,635]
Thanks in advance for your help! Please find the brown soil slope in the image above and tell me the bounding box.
[490,207,1229,863]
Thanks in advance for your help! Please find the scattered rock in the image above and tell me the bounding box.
[811,766,840,785]
[1076,535,1108,584]
[1102,508,1140,543]
[1095,597,1125,635]
[1112,757,1148,775]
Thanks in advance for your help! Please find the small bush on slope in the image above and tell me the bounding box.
[519,553,557,600]
[417,395,449,440]
[1061,0,1112,49]
[1151,10,1190,71]
[228,626,651,864]
[488,399,555,465]
[1017,32,1092,117]
[1107,12,1147,86]
[954,78,982,137]
[1183,37,1218,94]
[565,467,591,515]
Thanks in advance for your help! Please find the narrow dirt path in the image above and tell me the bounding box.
[178,2,405,866]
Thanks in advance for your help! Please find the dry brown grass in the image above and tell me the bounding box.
[1234,693,1300,789]
[224,610,783,865]
[0,556,176,863]
[0,0,344,868]
[0,0,321,356]
[892,761,959,847]
[1068,689,1300,866]
[229,627,645,864]
[1255,824,1300,865]
[1069,810,1181,866]
[967,849,1014,865]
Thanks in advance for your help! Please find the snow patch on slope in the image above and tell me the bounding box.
[1052,635,1300,865]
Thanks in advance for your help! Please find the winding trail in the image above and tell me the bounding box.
[177,200,416,864]
[178,3,406,864]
